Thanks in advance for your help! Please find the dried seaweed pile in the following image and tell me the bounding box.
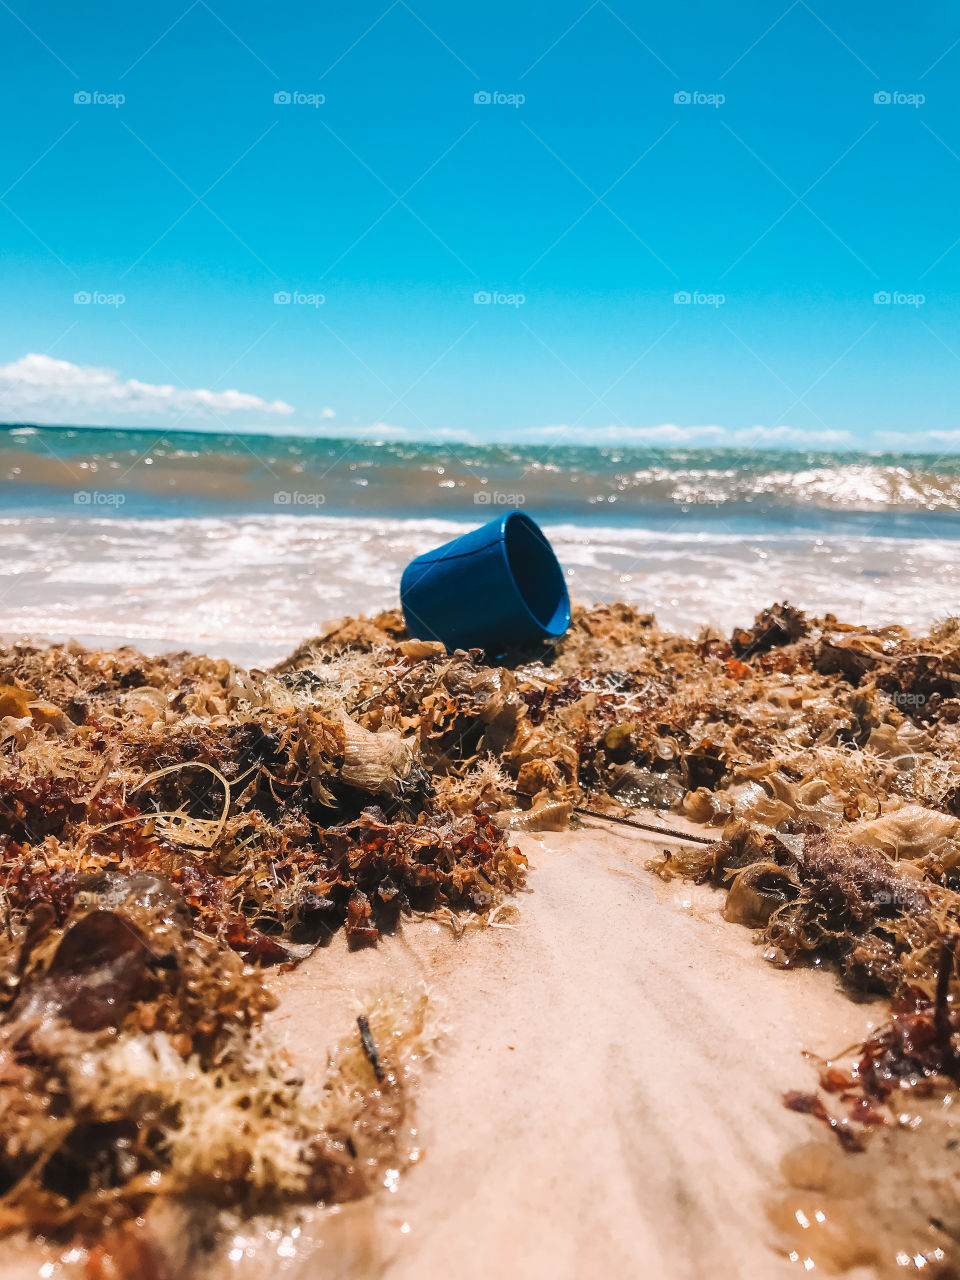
[4,598,960,1250]
[0,630,527,1244]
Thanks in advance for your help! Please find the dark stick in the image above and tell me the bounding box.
[935,932,959,1078]
[573,806,716,845]
[357,1014,385,1083]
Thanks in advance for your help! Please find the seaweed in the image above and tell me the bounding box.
[732,601,808,658]
[0,636,526,1249]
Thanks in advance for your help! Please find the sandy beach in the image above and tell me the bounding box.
[0,821,883,1280]
[258,822,883,1280]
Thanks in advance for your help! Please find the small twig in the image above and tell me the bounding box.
[357,1014,385,1083]
[348,659,432,715]
[574,806,715,846]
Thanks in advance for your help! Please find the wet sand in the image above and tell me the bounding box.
[0,818,890,1280]
[246,818,882,1280]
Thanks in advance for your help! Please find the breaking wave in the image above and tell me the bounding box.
[3,427,960,515]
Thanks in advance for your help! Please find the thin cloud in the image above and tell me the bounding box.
[299,422,854,448]
[516,423,726,445]
[873,429,960,451]
[0,353,294,423]
[511,423,852,448]
[726,425,852,448]
[0,362,860,450]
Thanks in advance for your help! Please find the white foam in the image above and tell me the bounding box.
[1,514,957,663]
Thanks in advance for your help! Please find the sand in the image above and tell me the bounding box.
[207,816,880,1280]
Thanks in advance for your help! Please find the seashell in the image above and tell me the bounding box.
[340,715,414,798]
[723,862,797,928]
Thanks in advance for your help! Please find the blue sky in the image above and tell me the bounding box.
[1,1,959,449]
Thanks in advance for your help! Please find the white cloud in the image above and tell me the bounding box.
[0,353,294,423]
[508,423,852,448]
[313,421,409,439]
[0,360,865,450]
[873,429,960,453]
[300,421,856,449]
[727,425,852,448]
[308,421,478,444]
[516,423,726,445]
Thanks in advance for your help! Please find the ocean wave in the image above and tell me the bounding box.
[1,512,957,663]
[662,464,960,511]
[3,428,960,515]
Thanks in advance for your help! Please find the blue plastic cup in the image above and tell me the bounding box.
[400,512,571,654]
